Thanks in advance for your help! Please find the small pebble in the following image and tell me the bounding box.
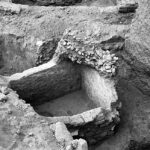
[113,57,118,61]
[70,46,74,50]
[66,145,72,150]
[28,132,34,136]
[106,69,112,73]
[75,48,78,52]
[62,41,67,46]
[100,67,105,72]
[36,41,43,47]
[85,58,90,62]
[105,65,111,70]
[95,66,99,70]
[71,140,78,149]
[97,60,103,66]
[96,50,102,57]
[78,51,81,55]
[111,54,115,57]
[67,42,70,46]
[106,50,110,54]
[77,60,81,64]
[105,55,112,61]
[111,67,116,74]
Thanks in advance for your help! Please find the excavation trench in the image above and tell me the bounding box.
[8,59,119,144]
[9,60,117,117]
[11,0,117,6]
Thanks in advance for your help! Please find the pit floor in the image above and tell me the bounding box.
[34,90,97,117]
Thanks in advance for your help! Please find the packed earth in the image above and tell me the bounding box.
[0,0,150,150]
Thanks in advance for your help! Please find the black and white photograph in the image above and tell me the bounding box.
[0,0,148,149]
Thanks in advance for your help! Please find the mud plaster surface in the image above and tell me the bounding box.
[34,90,97,117]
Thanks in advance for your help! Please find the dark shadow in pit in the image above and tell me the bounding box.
[9,60,99,117]
[12,0,117,6]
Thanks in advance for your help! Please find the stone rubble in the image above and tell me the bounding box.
[55,30,121,77]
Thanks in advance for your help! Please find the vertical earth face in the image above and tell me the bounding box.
[1,0,150,150]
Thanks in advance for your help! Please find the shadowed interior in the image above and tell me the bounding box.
[9,61,117,117]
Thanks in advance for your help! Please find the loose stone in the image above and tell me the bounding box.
[113,56,118,61]
[105,65,111,70]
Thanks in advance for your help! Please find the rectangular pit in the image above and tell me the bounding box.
[9,60,117,117]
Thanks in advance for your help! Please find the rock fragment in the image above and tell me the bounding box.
[118,0,138,13]
[66,139,88,150]
[55,122,73,146]
[75,139,88,150]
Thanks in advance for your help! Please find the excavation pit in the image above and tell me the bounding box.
[9,60,117,116]
[8,60,119,144]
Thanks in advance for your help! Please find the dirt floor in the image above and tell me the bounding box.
[34,90,97,116]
